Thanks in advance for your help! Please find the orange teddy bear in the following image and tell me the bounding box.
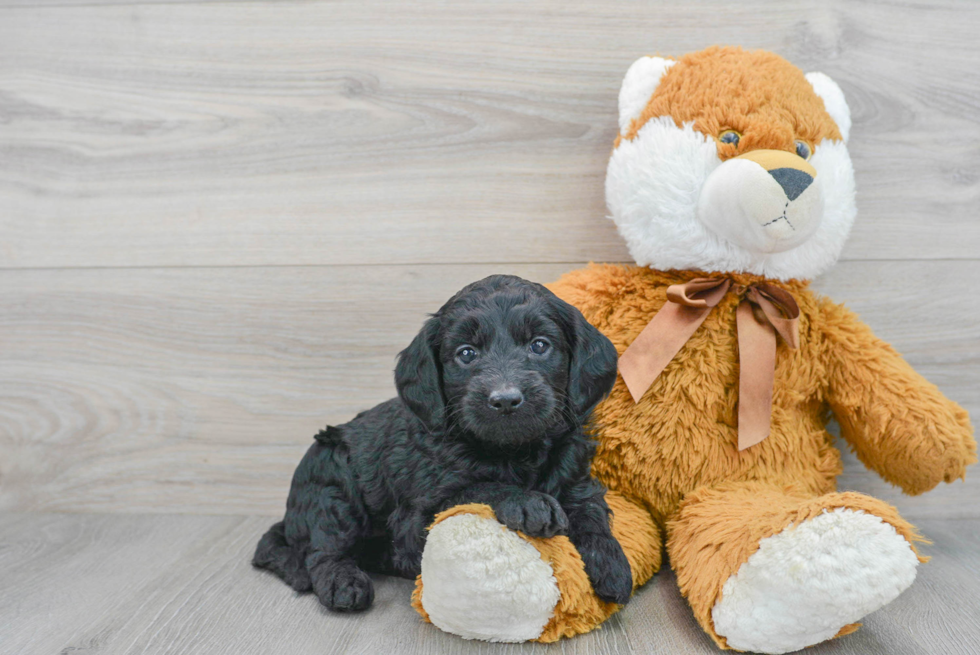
[412,47,976,653]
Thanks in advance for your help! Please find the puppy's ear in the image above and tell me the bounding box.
[395,316,445,431]
[555,298,618,420]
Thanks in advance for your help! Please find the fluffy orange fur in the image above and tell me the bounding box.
[543,264,974,646]
[552,265,975,521]
[618,46,842,156]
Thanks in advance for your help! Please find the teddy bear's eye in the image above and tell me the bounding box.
[795,140,812,160]
[718,130,740,146]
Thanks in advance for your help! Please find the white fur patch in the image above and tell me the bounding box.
[698,157,824,254]
[607,118,856,280]
[419,514,560,642]
[711,508,919,654]
[806,72,851,143]
[618,57,676,135]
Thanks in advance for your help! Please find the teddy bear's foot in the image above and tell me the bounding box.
[668,482,926,654]
[711,507,918,653]
[413,495,662,642]
[415,504,561,642]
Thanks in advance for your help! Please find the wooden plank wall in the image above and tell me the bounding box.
[1,0,978,519]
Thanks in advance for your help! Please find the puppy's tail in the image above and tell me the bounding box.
[252,521,312,592]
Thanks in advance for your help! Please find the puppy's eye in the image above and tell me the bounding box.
[795,140,812,160]
[455,346,478,364]
[529,338,551,355]
[718,130,740,147]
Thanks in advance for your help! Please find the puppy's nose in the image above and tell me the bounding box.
[488,387,524,413]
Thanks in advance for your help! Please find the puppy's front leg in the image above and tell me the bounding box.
[563,483,633,605]
[448,483,569,538]
[388,506,428,578]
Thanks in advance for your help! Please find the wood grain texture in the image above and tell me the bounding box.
[0,260,976,517]
[1,0,979,268]
[1,512,977,655]
[0,1,976,652]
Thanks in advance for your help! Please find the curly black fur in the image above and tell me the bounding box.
[253,275,632,611]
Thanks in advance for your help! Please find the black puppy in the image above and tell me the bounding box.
[253,275,632,611]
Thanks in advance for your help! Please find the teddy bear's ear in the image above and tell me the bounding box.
[618,56,676,135]
[805,72,851,143]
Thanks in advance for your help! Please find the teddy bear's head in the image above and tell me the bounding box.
[606,46,855,281]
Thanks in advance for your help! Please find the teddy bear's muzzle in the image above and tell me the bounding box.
[698,149,824,255]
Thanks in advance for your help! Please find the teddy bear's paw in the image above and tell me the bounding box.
[711,507,918,654]
[419,512,560,642]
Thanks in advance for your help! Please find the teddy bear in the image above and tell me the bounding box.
[408,46,976,654]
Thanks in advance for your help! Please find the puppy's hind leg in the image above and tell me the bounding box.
[308,557,374,612]
[253,521,312,592]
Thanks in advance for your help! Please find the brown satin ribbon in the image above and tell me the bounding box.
[618,277,800,451]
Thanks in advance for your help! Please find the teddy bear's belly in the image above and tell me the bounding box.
[590,346,843,526]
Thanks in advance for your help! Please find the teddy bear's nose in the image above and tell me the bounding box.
[734,149,818,202]
[768,167,813,201]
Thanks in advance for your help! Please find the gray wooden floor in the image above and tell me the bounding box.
[1,0,978,653]
[1,513,977,655]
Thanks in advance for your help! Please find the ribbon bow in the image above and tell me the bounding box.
[617,277,800,451]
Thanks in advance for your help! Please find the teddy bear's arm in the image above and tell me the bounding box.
[819,299,976,495]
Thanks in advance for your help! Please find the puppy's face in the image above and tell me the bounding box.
[439,291,569,446]
[395,275,619,447]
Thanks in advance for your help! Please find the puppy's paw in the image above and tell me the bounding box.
[496,491,569,538]
[310,560,374,612]
[578,534,633,605]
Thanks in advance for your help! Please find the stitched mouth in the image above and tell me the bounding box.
[762,201,795,231]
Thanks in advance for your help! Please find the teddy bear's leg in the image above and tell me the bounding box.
[666,481,926,654]
[412,492,661,643]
